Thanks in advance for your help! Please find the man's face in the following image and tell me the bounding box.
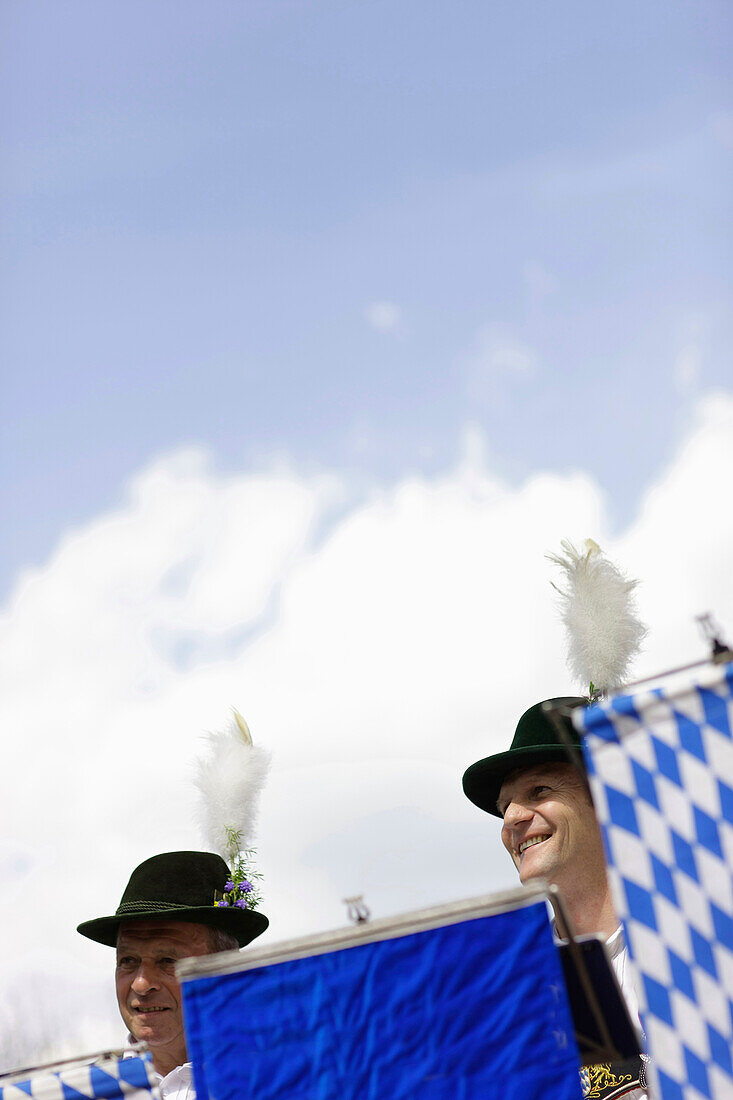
[115,921,212,1067]
[497,763,605,895]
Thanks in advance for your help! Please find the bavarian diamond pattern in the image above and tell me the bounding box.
[576,664,733,1100]
[0,1055,159,1099]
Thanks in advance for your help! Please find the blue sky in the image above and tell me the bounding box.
[2,1,733,1063]
[2,0,731,597]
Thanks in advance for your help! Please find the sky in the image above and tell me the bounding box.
[1,0,732,1069]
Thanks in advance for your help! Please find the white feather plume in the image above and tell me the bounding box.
[547,538,647,695]
[194,709,271,862]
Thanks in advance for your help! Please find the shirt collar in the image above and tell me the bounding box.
[603,924,626,959]
[123,1035,193,1083]
[159,1062,194,1089]
[552,922,625,949]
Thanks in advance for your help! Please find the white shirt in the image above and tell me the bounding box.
[124,1036,196,1099]
[154,1061,196,1099]
[606,927,643,1040]
[605,927,648,1100]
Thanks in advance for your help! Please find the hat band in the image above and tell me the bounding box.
[116,900,195,915]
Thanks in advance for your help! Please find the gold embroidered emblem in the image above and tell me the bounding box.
[580,1061,639,1099]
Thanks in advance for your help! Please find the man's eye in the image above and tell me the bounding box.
[531,785,549,798]
[117,957,135,968]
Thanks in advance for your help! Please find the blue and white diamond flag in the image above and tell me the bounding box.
[575,664,733,1100]
[0,1053,159,1099]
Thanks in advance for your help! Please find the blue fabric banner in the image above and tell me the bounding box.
[182,896,583,1100]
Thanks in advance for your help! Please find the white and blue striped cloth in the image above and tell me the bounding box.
[0,1053,159,1099]
[575,664,733,1100]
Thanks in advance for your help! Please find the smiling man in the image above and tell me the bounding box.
[497,760,619,940]
[463,698,648,1100]
[78,851,268,1097]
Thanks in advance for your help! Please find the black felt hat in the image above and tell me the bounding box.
[77,851,268,948]
[462,697,587,817]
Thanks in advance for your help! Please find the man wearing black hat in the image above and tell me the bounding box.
[463,699,648,1100]
[78,851,268,1098]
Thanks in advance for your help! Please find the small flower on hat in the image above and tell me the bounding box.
[216,838,264,911]
[194,708,269,914]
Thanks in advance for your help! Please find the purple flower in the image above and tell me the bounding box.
[224,879,236,892]
[240,881,253,893]
[234,897,249,909]
[216,899,228,907]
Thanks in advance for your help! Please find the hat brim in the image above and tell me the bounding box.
[77,905,268,948]
[462,744,578,818]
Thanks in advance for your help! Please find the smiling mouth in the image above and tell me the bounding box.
[134,1006,169,1014]
[517,835,551,856]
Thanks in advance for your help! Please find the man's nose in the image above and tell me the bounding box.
[131,963,159,994]
[502,798,532,827]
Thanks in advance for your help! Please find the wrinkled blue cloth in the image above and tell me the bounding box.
[183,899,582,1100]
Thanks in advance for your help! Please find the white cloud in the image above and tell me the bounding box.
[0,392,731,1063]
[364,300,401,333]
[616,392,733,670]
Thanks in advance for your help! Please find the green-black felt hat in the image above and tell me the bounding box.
[462,697,587,817]
[77,851,268,948]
